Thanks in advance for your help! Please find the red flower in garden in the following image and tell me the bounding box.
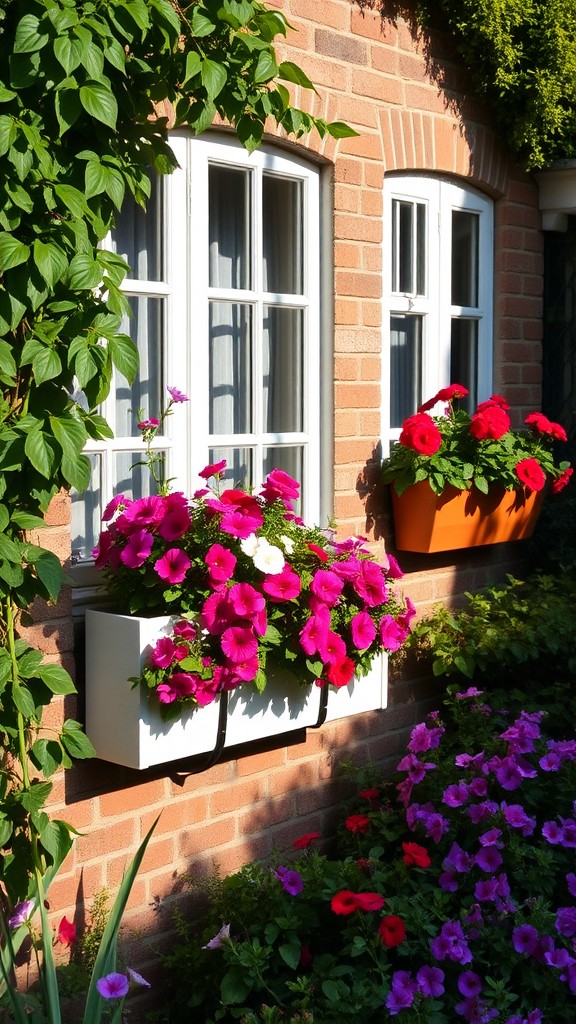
[399,413,442,455]
[418,383,469,412]
[402,841,431,868]
[306,542,329,562]
[331,890,360,915]
[326,657,356,689]
[56,916,77,946]
[469,405,510,440]
[359,787,382,802]
[552,467,574,493]
[331,890,385,914]
[476,393,510,412]
[345,814,371,834]
[515,458,546,492]
[293,832,320,850]
[378,915,407,947]
[525,412,567,441]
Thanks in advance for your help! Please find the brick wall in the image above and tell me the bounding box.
[20,0,544,989]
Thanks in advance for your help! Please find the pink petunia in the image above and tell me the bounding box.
[380,615,408,652]
[262,566,301,601]
[199,459,227,479]
[354,561,388,607]
[121,495,165,531]
[310,569,343,607]
[157,505,191,541]
[229,582,266,618]
[350,610,376,651]
[150,637,179,669]
[318,630,347,666]
[206,543,237,586]
[154,548,191,584]
[120,529,154,569]
[156,672,199,704]
[299,606,331,656]
[220,625,258,663]
[200,591,235,635]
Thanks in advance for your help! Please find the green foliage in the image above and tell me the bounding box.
[162,689,576,1022]
[407,572,576,682]
[0,0,355,944]
[358,0,576,169]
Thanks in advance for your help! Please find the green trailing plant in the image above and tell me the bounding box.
[0,0,355,962]
[355,0,576,169]
[406,573,576,682]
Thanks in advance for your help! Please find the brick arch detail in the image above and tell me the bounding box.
[379,107,510,198]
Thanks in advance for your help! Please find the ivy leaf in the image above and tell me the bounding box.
[38,819,75,862]
[66,253,102,290]
[33,240,69,289]
[61,452,92,492]
[0,114,17,157]
[0,339,17,385]
[11,682,38,719]
[21,780,53,814]
[183,50,201,85]
[30,738,64,777]
[0,818,13,847]
[31,549,66,602]
[79,81,118,129]
[279,942,301,969]
[0,233,30,272]
[0,532,23,564]
[54,88,82,135]
[49,413,88,461]
[254,49,278,83]
[16,648,44,679]
[54,34,83,74]
[326,120,360,139]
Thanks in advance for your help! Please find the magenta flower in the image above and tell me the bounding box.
[230,582,266,618]
[154,548,191,583]
[150,637,180,669]
[199,459,227,479]
[260,468,300,505]
[310,569,343,606]
[173,620,196,640]
[262,566,301,601]
[120,529,154,568]
[96,973,130,999]
[416,965,445,997]
[350,610,376,650]
[200,591,235,635]
[206,543,237,586]
[158,505,191,541]
[354,560,388,606]
[442,783,470,807]
[167,385,189,403]
[137,417,159,431]
[121,495,164,530]
[102,494,129,521]
[318,630,347,666]
[380,615,407,652]
[299,607,331,656]
[220,626,258,663]
[156,673,199,704]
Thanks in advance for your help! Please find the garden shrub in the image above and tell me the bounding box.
[162,688,576,1023]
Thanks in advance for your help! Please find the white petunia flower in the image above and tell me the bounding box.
[240,533,259,557]
[280,535,295,554]
[252,537,285,575]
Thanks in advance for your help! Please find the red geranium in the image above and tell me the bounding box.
[469,405,510,440]
[378,914,406,947]
[476,393,510,412]
[402,841,431,868]
[515,458,546,492]
[399,413,442,455]
[293,831,320,850]
[552,467,574,494]
[56,916,77,946]
[418,383,469,412]
[353,892,385,911]
[331,890,360,915]
[525,412,567,442]
[345,814,371,834]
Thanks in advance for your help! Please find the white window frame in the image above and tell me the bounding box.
[71,132,323,599]
[382,174,494,450]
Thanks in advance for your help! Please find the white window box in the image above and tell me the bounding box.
[85,610,388,769]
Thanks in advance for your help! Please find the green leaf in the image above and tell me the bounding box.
[66,252,102,289]
[0,505,9,532]
[21,780,53,813]
[14,14,49,54]
[326,120,360,139]
[33,240,69,289]
[0,339,17,384]
[49,413,88,460]
[0,532,22,563]
[17,648,44,678]
[200,58,227,100]
[278,61,317,91]
[39,818,74,861]
[79,81,118,129]
[108,334,139,383]
[61,720,96,760]
[0,234,30,272]
[24,429,58,478]
[11,682,37,719]
[54,34,83,74]
[54,88,82,135]
[0,114,17,157]
[37,663,76,696]
[11,510,47,530]
[21,339,62,385]
[191,8,216,36]
[30,738,66,776]
[183,50,201,85]
[61,452,92,491]
[254,49,278,83]
[0,818,13,847]
[279,942,301,969]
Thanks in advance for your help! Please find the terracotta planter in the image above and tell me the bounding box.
[390,481,544,553]
[84,611,389,769]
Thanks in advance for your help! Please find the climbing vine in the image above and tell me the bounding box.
[356,0,576,169]
[0,0,354,917]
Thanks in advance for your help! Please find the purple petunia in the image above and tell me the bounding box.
[416,964,445,997]
[275,866,304,896]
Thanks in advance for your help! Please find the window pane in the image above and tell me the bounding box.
[112,182,162,281]
[115,297,163,436]
[390,314,422,427]
[115,452,163,500]
[450,318,478,411]
[392,199,426,295]
[209,301,252,434]
[262,306,303,432]
[262,175,303,294]
[209,165,250,290]
[452,210,479,306]
[71,454,101,563]
[208,447,253,490]
[264,446,303,513]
